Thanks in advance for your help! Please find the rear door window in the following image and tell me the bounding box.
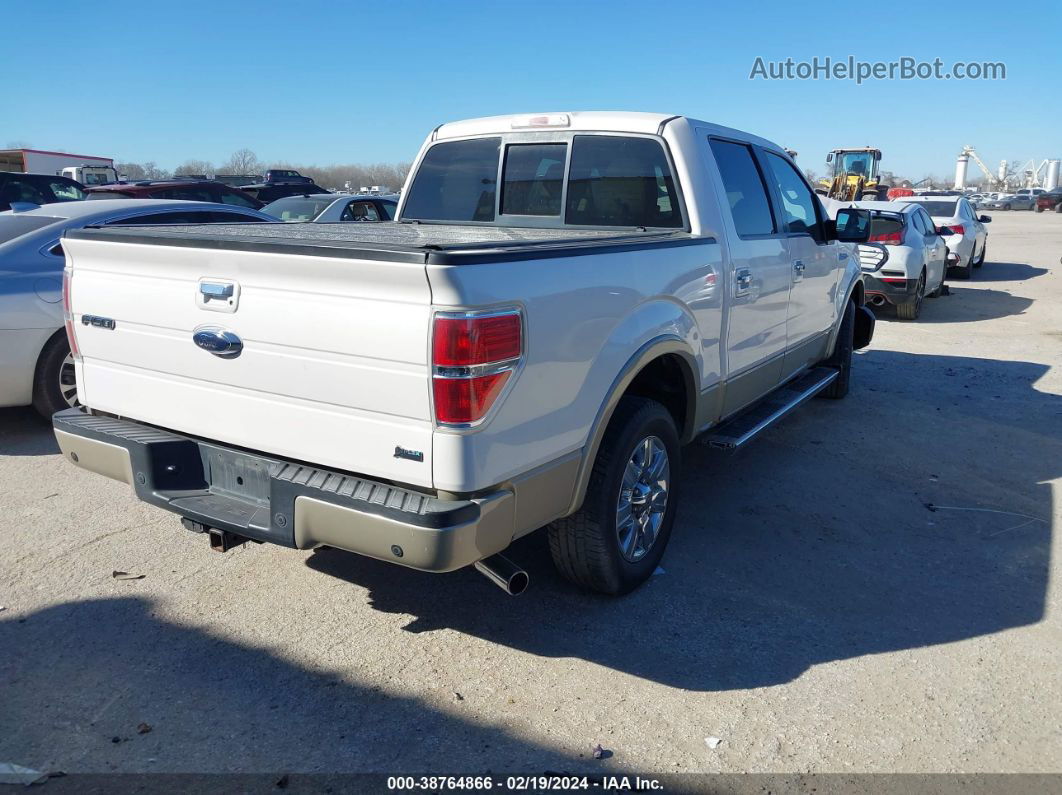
[0,177,49,206]
[565,135,682,227]
[763,152,823,240]
[501,143,566,216]
[0,215,62,243]
[48,179,85,201]
[339,201,382,222]
[708,139,775,237]
[402,137,501,222]
[217,189,259,208]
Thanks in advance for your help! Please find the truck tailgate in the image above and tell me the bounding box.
[62,235,435,488]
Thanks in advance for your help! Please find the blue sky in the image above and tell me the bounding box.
[3,0,1057,179]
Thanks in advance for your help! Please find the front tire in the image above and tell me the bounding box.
[32,333,78,419]
[820,299,854,399]
[548,397,680,595]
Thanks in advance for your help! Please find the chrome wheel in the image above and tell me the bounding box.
[616,435,670,562]
[59,352,78,408]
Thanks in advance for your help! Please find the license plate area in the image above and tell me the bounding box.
[201,445,272,506]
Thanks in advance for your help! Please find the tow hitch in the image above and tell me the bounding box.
[181,517,249,552]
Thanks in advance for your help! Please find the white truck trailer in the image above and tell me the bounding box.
[0,149,117,185]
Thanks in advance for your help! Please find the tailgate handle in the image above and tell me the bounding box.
[200,282,234,299]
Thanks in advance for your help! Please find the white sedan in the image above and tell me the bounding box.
[0,200,273,418]
[261,193,399,223]
[902,195,990,280]
[852,201,949,320]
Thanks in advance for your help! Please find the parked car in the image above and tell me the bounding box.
[0,200,273,418]
[1015,188,1045,200]
[56,111,878,596]
[240,182,331,203]
[1035,189,1062,213]
[847,201,948,320]
[982,193,1034,211]
[214,174,263,188]
[0,172,86,212]
[261,193,399,223]
[265,169,314,184]
[85,180,264,209]
[902,195,989,279]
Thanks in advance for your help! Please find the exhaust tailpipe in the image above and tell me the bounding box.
[474,554,529,596]
[869,294,887,307]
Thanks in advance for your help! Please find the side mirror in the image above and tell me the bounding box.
[935,226,954,236]
[826,153,834,163]
[830,207,872,242]
[979,215,992,223]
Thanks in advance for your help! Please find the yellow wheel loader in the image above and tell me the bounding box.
[817,148,889,201]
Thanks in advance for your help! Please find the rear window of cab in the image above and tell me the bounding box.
[401,135,684,229]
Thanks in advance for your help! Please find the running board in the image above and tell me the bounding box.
[702,367,838,450]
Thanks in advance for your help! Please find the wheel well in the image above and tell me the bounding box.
[852,279,865,307]
[34,328,68,380]
[623,354,693,440]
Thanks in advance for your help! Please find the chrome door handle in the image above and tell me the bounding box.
[735,269,752,293]
[793,260,806,273]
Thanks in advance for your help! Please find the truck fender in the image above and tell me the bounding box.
[825,268,867,358]
[564,335,699,518]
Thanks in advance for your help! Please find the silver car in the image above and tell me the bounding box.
[982,193,1034,211]
[902,196,990,280]
[0,199,274,418]
[261,193,399,223]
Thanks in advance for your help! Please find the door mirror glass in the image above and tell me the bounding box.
[979,215,992,223]
[833,207,871,242]
[935,226,954,236]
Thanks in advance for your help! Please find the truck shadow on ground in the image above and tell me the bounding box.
[0,407,59,456]
[308,351,1056,692]
[0,596,586,773]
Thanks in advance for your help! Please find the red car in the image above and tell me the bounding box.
[85,179,263,209]
[1035,189,1062,212]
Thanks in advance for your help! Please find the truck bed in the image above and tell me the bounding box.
[65,222,700,265]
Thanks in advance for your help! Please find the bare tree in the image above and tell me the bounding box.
[115,161,171,181]
[174,159,213,177]
[219,148,262,176]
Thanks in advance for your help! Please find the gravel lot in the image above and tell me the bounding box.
[1,211,1059,780]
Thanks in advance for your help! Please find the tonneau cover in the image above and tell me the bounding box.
[65,222,695,264]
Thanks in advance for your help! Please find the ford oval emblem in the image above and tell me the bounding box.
[193,326,243,358]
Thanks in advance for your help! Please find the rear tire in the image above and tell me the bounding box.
[548,397,680,595]
[32,333,78,420]
[896,272,925,321]
[820,299,854,400]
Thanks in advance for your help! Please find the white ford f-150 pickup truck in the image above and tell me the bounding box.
[54,112,878,595]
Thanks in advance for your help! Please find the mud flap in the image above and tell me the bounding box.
[854,304,876,350]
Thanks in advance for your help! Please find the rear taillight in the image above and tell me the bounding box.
[432,310,522,426]
[62,266,81,361]
[869,231,903,245]
[947,224,965,236]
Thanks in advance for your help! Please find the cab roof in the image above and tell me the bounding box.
[433,111,785,153]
